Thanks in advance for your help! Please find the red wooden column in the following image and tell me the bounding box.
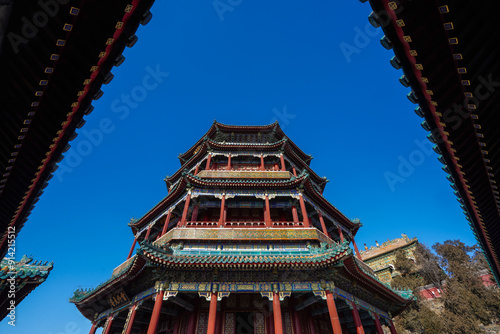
[371,312,384,334]
[127,237,137,260]
[352,238,361,258]
[172,316,181,334]
[291,205,299,224]
[159,210,172,238]
[147,288,165,334]
[292,167,297,177]
[298,193,310,227]
[292,310,303,334]
[267,310,275,334]
[308,317,316,334]
[265,194,272,227]
[272,292,283,334]
[207,292,218,334]
[144,224,152,241]
[191,204,199,222]
[214,304,223,334]
[279,154,286,171]
[388,319,398,334]
[124,304,139,334]
[350,302,365,334]
[186,308,197,334]
[180,192,191,226]
[87,323,97,334]
[325,290,342,334]
[260,154,265,171]
[318,212,329,236]
[338,226,344,243]
[205,153,212,170]
[218,194,226,227]
[103,316,114,334]
[227,154,232,170]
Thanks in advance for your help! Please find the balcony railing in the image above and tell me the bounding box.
[197,170,291,179]
[185,221,219,227]
[183,221,305,228]
[273,222,305,227]
[224,221,266,227]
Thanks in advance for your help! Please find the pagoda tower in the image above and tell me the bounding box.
[71,122,412,334]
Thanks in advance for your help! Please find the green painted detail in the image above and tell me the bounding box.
[189,169,308,185]
[69,255,137,303]
[141,239,351,266]
[0,255,53,280]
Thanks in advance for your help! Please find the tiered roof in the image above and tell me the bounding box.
[71,237,413,320]
[130,122,361,234]
[178,121,312,165]
[166,121,327,190]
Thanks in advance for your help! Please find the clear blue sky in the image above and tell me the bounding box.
[1,1,476,333]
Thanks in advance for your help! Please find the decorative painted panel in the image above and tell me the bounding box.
[155,227,330,245]
[224,312,235,334]
[318,319,330,334]
[106,289,130,308]
[283,312,293,334]
[254,313,265,334]
[196,312,208,334]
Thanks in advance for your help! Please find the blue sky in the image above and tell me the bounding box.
[1,1,476,333]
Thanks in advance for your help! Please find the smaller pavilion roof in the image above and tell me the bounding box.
[360,234,417,262]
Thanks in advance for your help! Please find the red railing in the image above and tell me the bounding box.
[224,221,266,227]
[183,221,306,228]
[185,221,219,227]
[272,221,305,227]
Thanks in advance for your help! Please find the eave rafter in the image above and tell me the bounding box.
[0,0,155,259]
[362,0,500,284]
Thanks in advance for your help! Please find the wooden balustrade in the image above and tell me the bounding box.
[183,221,306,228]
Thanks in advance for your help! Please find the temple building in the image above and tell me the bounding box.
[360,235,418,284]
[71,122,413,334]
